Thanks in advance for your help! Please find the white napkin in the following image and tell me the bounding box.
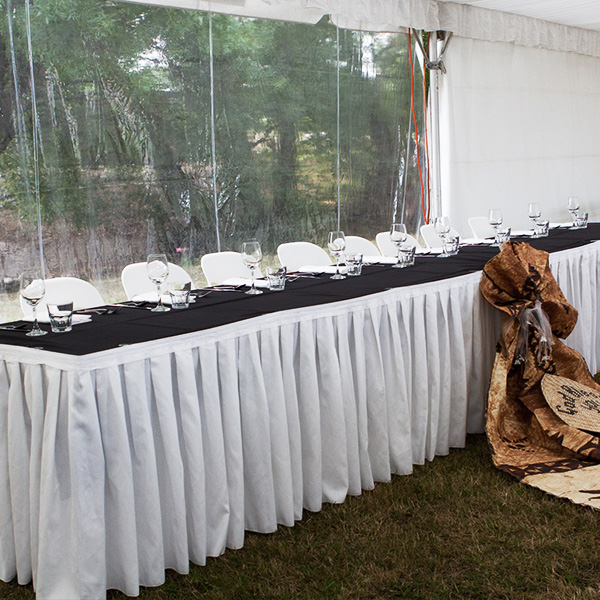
[23,314,91,325]
[221,277,270,289]
[460,238,494,245]
[511,230,534,237]
[362,255,386,264]
[550,222,573,228]
[132,292,196,304]
[365,256,397,264]
[298,265,347,275]
[416,247,443,255]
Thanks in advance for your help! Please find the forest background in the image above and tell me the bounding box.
[0,0,426,292]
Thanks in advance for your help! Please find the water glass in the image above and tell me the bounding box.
[266,266,286,290]
[568,196,580,228]
[328,231,346,280]
[574,212,589,229]
[20,271,47,337]
[494,227,511,246]
[442,236,459,257]
[242,239,264,295]
[147,253,170,312]
[48,301,73,333]
[534,219,549,237]
[397,245,416,268]
[169,281,191,309]
[488,209,503,246]
[345,252,363,276]
[528,203,541,224]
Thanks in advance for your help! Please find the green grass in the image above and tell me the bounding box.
[4,434,600,600]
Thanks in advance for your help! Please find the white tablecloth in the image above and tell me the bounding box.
[1,242,599,599]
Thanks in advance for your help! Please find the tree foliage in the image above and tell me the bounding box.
[0,0,426,275]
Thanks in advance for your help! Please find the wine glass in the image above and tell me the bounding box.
[528,203,541,226]
[434,216,451,257]
[488,209,503,246]
[390,223,407,268]
[146,254,170,312]
[327,231,346,280]
[20,271,47,337]
[568,196,580,228]
[242,240,263,295]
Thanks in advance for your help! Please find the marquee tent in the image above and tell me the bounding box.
[116,0,600,237]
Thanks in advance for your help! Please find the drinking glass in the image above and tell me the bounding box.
[494,227,511,246]
[390,223,407,268]
[20,271,47,337]
[528,203,541,227]
[168,281,191,309]
[488,209,503,246]
[242,240,263,294]
[146,254,170,312]
[568,196,580,228]
[266,266,286,290]
[327,231,346,279]
[434,216,451,257]
[47,301,73,333]
[345,252,364,276]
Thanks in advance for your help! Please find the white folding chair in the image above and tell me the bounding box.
[200,251,262,286]
[420,224,460,248]
[468,217,495,239]
[375,231,420,257]
[344,235,381,256]
[121,262,194,300]
[277,242,332,272]
[19,277,105,318]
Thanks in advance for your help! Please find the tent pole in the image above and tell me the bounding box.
[429,32,442,220]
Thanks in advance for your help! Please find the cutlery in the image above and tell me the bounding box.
[77,307,121,315]
[211,284,247,292]
[0,323,30,331]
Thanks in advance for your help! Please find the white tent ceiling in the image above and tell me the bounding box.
[438,0,600,32]
[119,0,600,56]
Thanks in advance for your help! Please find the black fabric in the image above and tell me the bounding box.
[3,224,599,356]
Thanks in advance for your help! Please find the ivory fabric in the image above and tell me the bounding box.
[115,0,600,57]
[438,2,600,57]
[0,243,599,599]
[440,36,600,239]
[480,241,600,508]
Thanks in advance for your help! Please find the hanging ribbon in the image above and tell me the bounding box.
[514,300,554,366]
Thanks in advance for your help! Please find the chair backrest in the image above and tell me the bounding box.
[468,216,495,239]
[201,251,262,286]
[277,242,332,272]
[121,262,194,300]
[375,231,420,257]
[420,224,460,248]
[344,235,381,256]
[20,277,105,317]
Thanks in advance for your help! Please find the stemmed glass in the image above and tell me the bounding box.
[20,271,47,337]
[434,216,451,257]
[528,203,541,227]
[328,231,346,280]
[488,209,503,246]
[242,240,263,295]
[390,223,407,268]
[568,197,580,228]
[146,254,170,312]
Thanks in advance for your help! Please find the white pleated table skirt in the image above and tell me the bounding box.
[1,241,599,599]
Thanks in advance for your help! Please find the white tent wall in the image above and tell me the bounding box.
[439,35,600,237]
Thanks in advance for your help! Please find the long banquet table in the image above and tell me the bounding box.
[1,226,600,599]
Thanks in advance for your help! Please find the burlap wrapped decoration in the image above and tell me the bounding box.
[480,241,600,508]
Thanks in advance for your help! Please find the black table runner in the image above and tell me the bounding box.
[2,224,599,356]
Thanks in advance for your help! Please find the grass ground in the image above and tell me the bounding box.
[3,434,600,600]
